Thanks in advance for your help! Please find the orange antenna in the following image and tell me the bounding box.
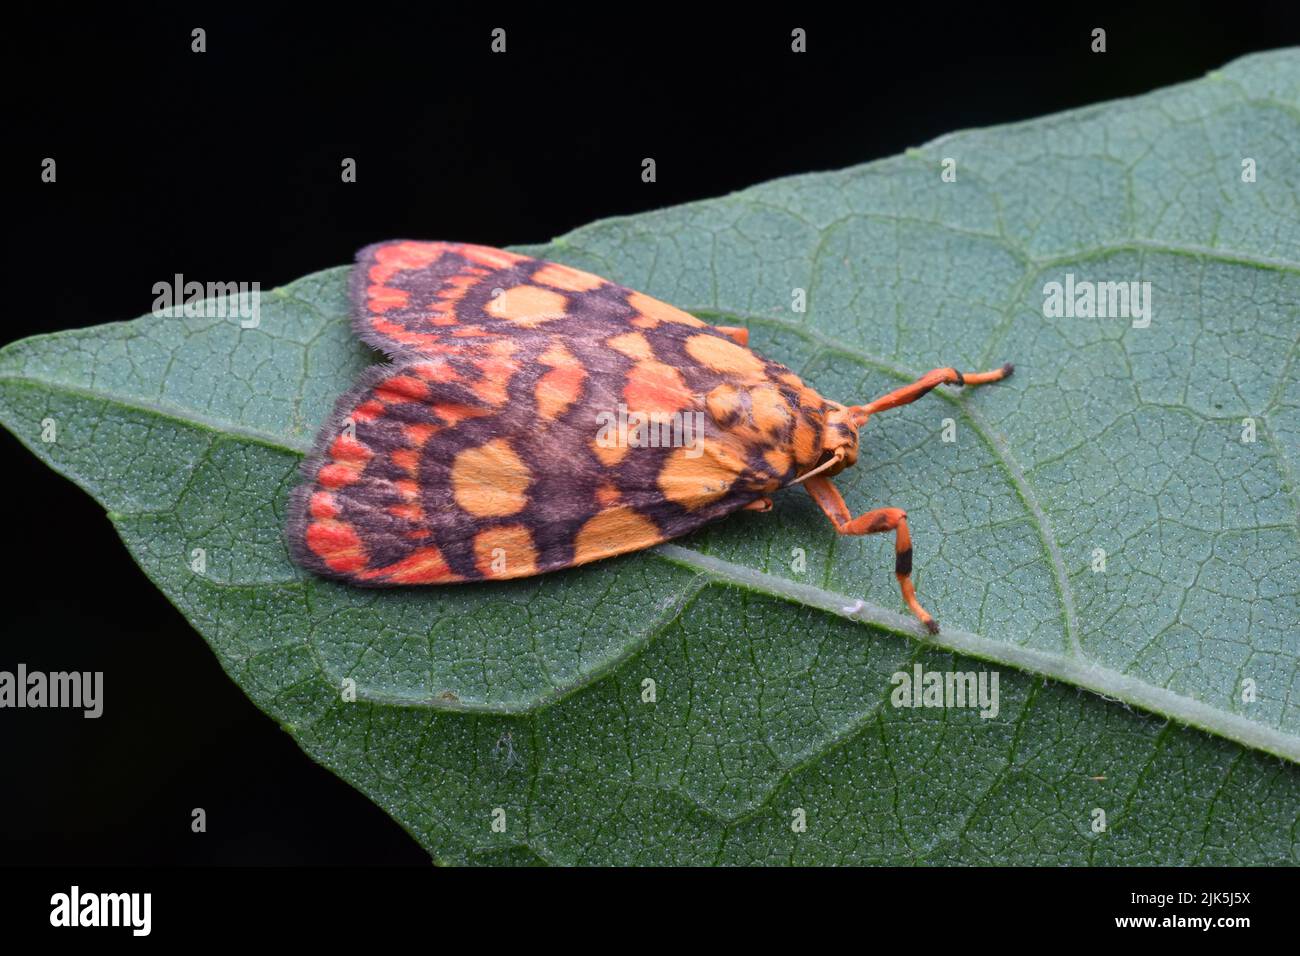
[851,364,1014,421]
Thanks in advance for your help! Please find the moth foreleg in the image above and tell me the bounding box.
[802,476,939,635]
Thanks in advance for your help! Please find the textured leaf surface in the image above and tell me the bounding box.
[3,52,1298,864]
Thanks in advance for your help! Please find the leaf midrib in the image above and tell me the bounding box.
[654,545,1300,763]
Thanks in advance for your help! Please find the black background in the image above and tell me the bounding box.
[3,5,1297,866]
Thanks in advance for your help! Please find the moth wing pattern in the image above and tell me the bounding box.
[288,241,834,585]
[351,240,703,358]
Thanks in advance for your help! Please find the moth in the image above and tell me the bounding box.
[286,241,1012,634]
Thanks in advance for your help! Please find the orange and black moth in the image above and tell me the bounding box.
[286,242,1013,635]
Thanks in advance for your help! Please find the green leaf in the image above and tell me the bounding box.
[3,51,1298,865]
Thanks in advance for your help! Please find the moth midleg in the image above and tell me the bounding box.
[855,363,1013,418]
[802,476,939,634]
[742,496,774,512]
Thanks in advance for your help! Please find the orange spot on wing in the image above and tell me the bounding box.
[375,374,428,404]
[309,491,339,519]
[595,482,621,507]
[531,262,607,293]
[433,403,488,426]
[473,355,519,405]
[486,285,569,326]
[572,507,662,565]
[684,333,766,379]
[451,438,531,517]
[369,316,447,351]
[705,383,743,426]
[627,291,705,327]
[306,519,367,573]
[367,285,410,312]
[318,461,364,489]
[473,525,539,578]
[657,441,745,509]
[409,360,459,382]
[369,241,444,285]
[372,546,458,584]
[460,245,527,270]
[391,447,420,476]
[329,433,372,462]
[435,271,488,311]
[705,383,793,445]
[538,340,573,366]
[404,422,437,446]
[623,360,694,417]
[536,364,586,420]
[607,331,654,361]
[388,502,423,522]
[591,436,628,466]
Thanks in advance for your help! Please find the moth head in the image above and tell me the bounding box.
[791,402,860,484]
